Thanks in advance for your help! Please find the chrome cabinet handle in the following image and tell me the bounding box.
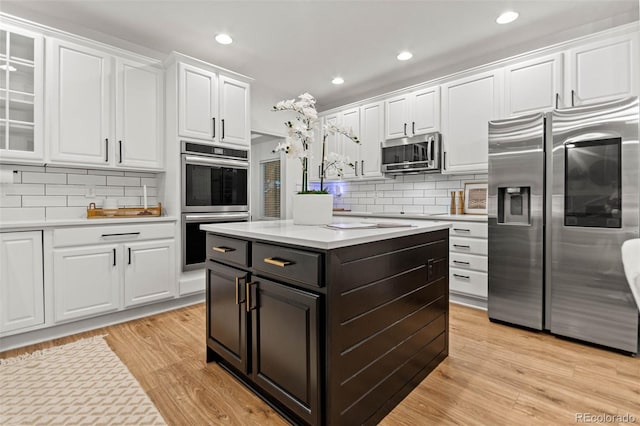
[453,244,470,249]
[246,281,257,312]
[128,247,131,265]
[264,257,293,267]
[222,119,225,139]
[412,121,415,134]
[453,260,470,265]
[453,228,471,232]
[212,246,235,253]
[555,93,559,109]
[453,273,470,279]
[212,117,216,138]
[112,248,116,266]
[101,232,140,238]
[361,160,364,176]
[105,138,109,162]
[403,123,407,136]
[118,140,123,163]
[443,152,447,170]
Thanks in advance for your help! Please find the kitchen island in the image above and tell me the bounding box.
[201,219,450,425]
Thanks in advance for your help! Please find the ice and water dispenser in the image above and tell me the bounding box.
[497,187,531,225]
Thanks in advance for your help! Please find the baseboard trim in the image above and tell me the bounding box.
[450,292,487,311]
[0,292,205,352]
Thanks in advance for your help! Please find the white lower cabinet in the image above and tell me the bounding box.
[0,231,44,336]
[53,244,120,322]
[448,221,488,300]
[52,223,176,323]
[124,240,175,307]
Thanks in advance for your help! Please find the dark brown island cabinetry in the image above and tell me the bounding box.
[205,228,449,425]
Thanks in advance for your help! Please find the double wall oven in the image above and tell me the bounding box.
[181,142,249,270]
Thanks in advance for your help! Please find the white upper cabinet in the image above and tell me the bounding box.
[219,75,250,146]
[0,231,44,336]
[178,62,218,141]
[340,107,360,179]
[567,33,638,106]
[441,69,503,174]
[504,53,564,116]
[359,101,384,178]
[48,39,112,166]
[48,38,164,170]
[321,114,341,180]
[116,58,163,169]
[0,24,44,163]
[178,63,251,147]
[385,86,440,140]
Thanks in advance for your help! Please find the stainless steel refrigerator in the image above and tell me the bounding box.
[488,96,640,353]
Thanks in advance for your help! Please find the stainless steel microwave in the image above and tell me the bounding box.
[381,132,441,174]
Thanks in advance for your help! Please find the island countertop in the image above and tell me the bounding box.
[201,218,451,250]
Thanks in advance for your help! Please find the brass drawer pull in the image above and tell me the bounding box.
[264,257,293,267]
[213,246,235,253]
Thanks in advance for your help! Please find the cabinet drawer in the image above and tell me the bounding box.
[252,243,323,288]
[450,236,487,255]
[449,222,487,238]
[450,252,487,272]
[206,234,249,267]
[53,222,175,247]
[450,268,487,298]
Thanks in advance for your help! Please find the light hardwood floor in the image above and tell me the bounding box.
[2,303,639,425]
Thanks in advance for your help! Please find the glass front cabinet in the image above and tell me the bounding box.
[0,24,43,162]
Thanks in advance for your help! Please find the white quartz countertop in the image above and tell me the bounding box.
[201,218,451,250]
[333,211,488,222]
[0,216,177,231]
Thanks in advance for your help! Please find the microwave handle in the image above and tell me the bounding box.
[427,138,432,163]
[183,155,249,169]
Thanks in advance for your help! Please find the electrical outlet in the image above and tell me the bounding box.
[85,186,96,197]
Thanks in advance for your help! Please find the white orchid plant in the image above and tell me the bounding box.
[273,93,359,194]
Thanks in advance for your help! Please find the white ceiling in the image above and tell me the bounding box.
[1,1,638,110]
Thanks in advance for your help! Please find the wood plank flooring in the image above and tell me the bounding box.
[2,303,639,425]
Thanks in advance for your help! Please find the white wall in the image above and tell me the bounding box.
[251,84,296,135]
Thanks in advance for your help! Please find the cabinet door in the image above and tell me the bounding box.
[48,39,112,165]
[116,58,163,169]
[219,75,250,146]
[207,261,249,373]
[359,101,384,178]
[505,53,563,115]
[250,277,320,426]
[0,231,43,335]
[178,62,218,141]
[323,114,341,180]
[412,86,440,135]
[123,239,175,307]
[340,108,360,179]
[385,93,410,139]
[53,245,120,323]
[442,69,503,173]
[568,33,638,106]
[309,123,323,182]
[0,25,44,162]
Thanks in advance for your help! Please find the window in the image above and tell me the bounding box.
[261,160,281,219]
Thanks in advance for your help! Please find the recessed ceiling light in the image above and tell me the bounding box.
[332,77,344,85]
[0,64,17,72]
[397,51,413,61]
[215,33,233,45]
[496,11,519,24]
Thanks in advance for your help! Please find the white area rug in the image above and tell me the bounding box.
[0,335,166,426]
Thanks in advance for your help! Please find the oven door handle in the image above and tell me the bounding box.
[184,213,250,222]
[183,155,249,169]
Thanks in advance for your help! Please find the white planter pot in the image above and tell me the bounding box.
[292,193,333,225]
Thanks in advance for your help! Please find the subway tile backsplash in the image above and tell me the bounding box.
[0,165,159,221]
[326,173,487,214]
